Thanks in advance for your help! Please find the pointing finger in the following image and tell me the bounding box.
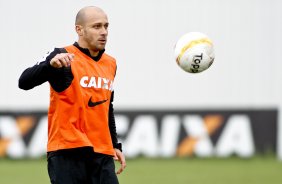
[58,57,69,67]
[68,53,75,60]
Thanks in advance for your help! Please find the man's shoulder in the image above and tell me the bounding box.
[102,53,116,63]
[46,47,67,54]
[36,47,63,64]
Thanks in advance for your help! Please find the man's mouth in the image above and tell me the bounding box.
[98,39,107,44]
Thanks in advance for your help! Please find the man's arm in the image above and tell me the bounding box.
[18,48,74,92]
[108,91,126,174]
[18,48,61,90]
[108,91,122,151]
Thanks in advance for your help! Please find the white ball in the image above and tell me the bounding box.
[174,32,215,73]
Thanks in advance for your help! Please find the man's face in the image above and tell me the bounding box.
[81,11,109,52]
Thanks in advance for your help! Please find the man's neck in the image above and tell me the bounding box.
[73,42,105,62]
[77,40,99,57]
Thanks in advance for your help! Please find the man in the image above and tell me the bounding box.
[18,6,126,184]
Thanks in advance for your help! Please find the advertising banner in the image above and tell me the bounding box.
[0,109,278,159]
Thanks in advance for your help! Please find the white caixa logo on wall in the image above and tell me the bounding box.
[0,109,278,159]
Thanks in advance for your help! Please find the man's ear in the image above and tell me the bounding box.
[75,25,83,36]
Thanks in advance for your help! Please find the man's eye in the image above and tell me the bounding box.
[93,25,101,29]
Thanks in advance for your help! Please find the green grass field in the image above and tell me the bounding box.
[0,156,282,184]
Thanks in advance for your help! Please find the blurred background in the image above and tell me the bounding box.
[0,0,282,183]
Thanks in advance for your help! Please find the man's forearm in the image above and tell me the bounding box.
[18,61,51,90]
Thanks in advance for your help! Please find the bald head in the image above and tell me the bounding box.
[75,6,107,26]
[75,6,109,56]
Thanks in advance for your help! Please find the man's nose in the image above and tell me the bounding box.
[101,27,108,35]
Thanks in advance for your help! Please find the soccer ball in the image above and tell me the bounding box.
[174,32,215,73]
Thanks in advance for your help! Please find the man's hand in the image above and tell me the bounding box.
[114,148,126,174]
[50,53,75,68]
